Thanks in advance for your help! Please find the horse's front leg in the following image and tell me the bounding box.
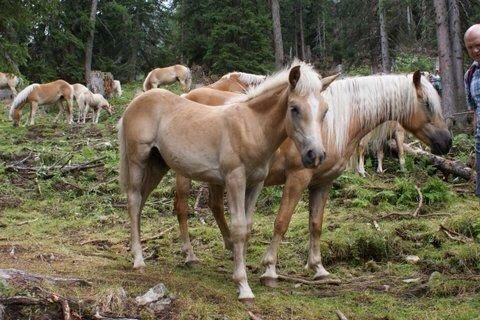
[27,101,38,126]
[225,167,253,302]
[260,170,312,286]
[395,127,406,171]
[306,183,332,279]
[173,174,199,264]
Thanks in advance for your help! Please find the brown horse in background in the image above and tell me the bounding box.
[143,65,192,92]
[181,87,244,105]
[119,61,328,301]
[10,80,74,126]
[207,71,266,93]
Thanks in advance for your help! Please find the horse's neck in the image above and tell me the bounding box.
[244,86,289,155]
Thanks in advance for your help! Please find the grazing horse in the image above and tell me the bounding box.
[143,65,192,92]
[10,80,74,126]
[78,91,112,124]
[355,121,406,176]
[174,71,451,286]
[119,61,328,301]
[207,72,266,93]
[0,72,19,96]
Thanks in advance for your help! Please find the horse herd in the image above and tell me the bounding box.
[2,60,452,302]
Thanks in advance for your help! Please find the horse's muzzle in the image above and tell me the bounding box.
[301,149,326,168]
[429,129,452,155]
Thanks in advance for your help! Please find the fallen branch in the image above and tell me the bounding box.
[412,185,423,217]
[248,311,263,320]
[15,217,39,226]
[439,224,474,244]
[277,274,342,285]
[336,310,348,320]
[387,140,476,181]
[0,296,43,305]
[140,226,176,244]
[0,268,92,287]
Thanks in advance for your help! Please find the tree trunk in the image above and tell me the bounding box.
[378,0,390,73]
[433,0,456,120]
[270,0,284,68]
[448,0,467,127]
[298,1,306,60]
[84,0,98,84]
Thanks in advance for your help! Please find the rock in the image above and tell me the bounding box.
[148,297,172,313]
[428,271,443,284]
[135,283,168,306]
[405,255,420,264]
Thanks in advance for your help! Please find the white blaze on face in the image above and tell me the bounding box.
[307,93,321,141]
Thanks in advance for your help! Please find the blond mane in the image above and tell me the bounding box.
[323,73,442,153]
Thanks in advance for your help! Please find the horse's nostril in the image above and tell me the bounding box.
[307,150,315,160]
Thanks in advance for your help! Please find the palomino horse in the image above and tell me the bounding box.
[143,65,192,92]
[181,87,244,105]
[119,61,328,301]
[0,72,19,96]
[207,72,266,93]
[355,121,406,176]
[174,71,451,286]
[78,91,112,124]
[10,80,74,126]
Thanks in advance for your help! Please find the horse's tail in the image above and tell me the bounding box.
[118,117,129,193]
[143,71,153,91]
[10,83,38,117]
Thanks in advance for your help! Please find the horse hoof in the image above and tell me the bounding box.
[239,297,255,307]
[260,276,278,288]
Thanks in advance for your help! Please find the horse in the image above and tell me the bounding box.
[207,72,266,93]
[355,121,406,176]
[143,65,192,92]
[173,71,451,287]
[113,80,122,97]
[10,80,74,126]
[118,61,329,301]
[181,87,245,105]
[0,72,19,96]
[78,91,112,124]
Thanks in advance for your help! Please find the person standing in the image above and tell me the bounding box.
[464,24,480,197]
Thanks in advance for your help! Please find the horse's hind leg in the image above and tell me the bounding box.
[65,99,74,124]
[376,148,384,173]
[174,174,199,265]
[128,148,168,270]
[208,184,232,251]
[54,101,64,123]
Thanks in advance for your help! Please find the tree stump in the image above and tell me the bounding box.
[0,89,14,102]
[88,71,114,98]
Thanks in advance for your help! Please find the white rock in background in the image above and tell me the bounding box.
[405,255,420,264]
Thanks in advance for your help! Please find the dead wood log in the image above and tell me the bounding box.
[89,71,115,98]
[387,140,476,181]
[0,269,92,286]
[0,296,43,305]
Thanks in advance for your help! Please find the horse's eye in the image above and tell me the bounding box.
[290,105,300,116]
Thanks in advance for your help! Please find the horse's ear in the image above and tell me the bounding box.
[320,73,340,91]
[289,65,301,89]
[413,70,422,89]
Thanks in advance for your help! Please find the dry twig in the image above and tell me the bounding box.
[336,310,349,320]
[277,274,341,286]
[439,224,473,244]
[412,185,423,217]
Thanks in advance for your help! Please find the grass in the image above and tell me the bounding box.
[0,83,479,319]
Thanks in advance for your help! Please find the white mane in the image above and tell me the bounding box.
[233,60,322,102]
[323,73,443,153]
[10,83,39,112]
[222,72,266,86]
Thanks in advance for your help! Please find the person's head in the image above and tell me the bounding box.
[465,24,480,62]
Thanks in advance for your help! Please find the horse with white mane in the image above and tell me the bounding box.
[173,71,452,286]
[143,64,192,92]
[10,80,74,126]
[78,91,112,124]
[207,71,266,92]
[0,72,19,96]
[119,61,330,301]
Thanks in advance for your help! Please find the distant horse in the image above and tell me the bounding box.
[0,72,20,96]
[10,80,74,126]
[113,80,122,97]
[355,121,406,176]
[78,91,112,124]
[54,83,90,122]
[173,72,451,286]
[143,65,192,92]
[119,61,329,301]
[181,87,244,105]
[207,71,266,93]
